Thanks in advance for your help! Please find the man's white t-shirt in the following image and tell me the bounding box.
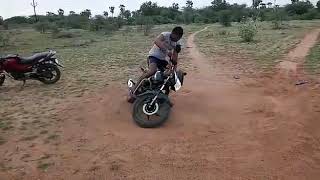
[148,32,181,61]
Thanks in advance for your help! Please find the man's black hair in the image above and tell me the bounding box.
[172,26,183,37]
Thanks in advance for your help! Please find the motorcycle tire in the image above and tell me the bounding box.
[0,74,5,86]
[132,93,171,128]
[38,64,61,84]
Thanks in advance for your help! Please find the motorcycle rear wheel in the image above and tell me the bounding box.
[38,64,61,84]
[133,93,171,128]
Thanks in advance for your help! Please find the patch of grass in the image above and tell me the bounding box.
[305,42,320,74]
[19,126,27,131]
[0,121,13,131]
[32,120,41,124]
[39,154,51,160]
[21,153,31,160]
[195,20,320,70]
[37,162,54,171]
[40,130,48,134]
[47,134,59,140]
[0,137,6,145]
[20,135,38,141]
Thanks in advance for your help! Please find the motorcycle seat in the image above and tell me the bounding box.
[19,52,51,64]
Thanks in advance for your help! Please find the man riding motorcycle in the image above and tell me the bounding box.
[128,26,184,102]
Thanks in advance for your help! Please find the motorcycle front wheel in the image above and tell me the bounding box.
[132,93,171,128]
[38,64,61,84]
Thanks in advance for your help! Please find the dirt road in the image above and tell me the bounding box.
[2,27,320,180]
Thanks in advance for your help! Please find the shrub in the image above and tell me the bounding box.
[52,32,75,39]
[143,17,154,36]
[238,20,257,42]
[219,10,232,27]
[217,29,228,36]
[33,21,51,33]
[272,20,281,29]
[0,33,10,47]
[3,22,8,30]
[299,9,319,20]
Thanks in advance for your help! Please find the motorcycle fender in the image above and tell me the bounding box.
[137,90,157,97]
[137,91,170,102]
[47,58,64,68]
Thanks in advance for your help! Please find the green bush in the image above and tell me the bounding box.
[143,18,154,36]
[238,20,257,42]
[34,22,60,35]
[217,29,228,36]
[3,22,8,30]
[33,21,51,33]
[272,20,282,29]
[299,9,319,20]
[219,10,232,27]
[0,33,10,47]
[52,32,75,39]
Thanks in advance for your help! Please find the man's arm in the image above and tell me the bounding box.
[171,44,181,67]
[154,34,168,51]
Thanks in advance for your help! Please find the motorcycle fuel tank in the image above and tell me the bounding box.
[3,58,31,72]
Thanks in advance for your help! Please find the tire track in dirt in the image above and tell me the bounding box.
[9,27,320,180]
[279,28,320,74]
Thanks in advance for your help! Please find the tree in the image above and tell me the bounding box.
[103,11,109,17]
[4,16,29,24]
[317,0,320,10]
[253,0,262,8]
[186,0,194,9]
[219,10,232,26]
[267,2,273,8]
[69,11,75,15]
[0,16,3,25]
[30,0,38,22]
[46,12,56,16]
[119,4,126,18]
[123,10,131,19]
[109,6,115,17]
[212,0,229,10]
[80,9,92,18]
[58,9,64,16]
[172,3,179,10]
[291,0,299,4]
[285,1,314,15]
[184,0,195,24]
[140,1,160,16]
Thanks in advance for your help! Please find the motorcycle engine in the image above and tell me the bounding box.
[10,72,25,80]
[152,71,164,83]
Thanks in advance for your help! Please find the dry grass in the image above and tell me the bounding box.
[195,20,320,70]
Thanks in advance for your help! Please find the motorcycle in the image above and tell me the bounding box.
[127,61,186,128]
[0,50,63,86]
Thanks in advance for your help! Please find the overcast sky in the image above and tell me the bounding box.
[1,0,318,19]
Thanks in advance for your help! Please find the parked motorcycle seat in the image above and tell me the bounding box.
[19,52,51,64]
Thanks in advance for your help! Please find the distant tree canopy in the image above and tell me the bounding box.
[285,0,314,15]
[3,0,320,31]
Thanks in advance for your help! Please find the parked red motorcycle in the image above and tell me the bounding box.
[0,50,63,86]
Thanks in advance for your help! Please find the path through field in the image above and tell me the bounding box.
[3,27,320,180]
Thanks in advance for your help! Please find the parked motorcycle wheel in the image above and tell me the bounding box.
[0,74,5,86]
[133,93,171,128]
[38,64,61,84]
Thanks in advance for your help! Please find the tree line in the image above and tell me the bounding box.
[1,0,320,32]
